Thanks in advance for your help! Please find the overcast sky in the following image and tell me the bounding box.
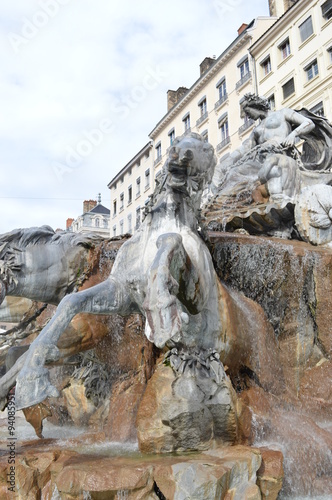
[0,0,269,233]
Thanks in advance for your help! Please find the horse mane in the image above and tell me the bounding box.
[0,226,105,255]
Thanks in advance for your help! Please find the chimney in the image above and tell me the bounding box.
[237,23,248,35]
[83,199,97,213]
[199,57,215,76]
[268,0,296,17]
[167,87,189,111]
[66,218,74,230]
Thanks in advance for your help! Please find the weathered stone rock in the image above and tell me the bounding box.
[240,387,332,497]
[257,447,283,500]
[0,442,281,499]
[137,360,240,453]
[63,382,96,426]
[105,368,148,442]
[298,360,332,420]
[210,232,332,394]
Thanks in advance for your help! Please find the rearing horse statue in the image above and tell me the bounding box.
[14,133,224,409]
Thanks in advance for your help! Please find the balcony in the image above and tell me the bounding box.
[196,112,208,127]
[216,136,231,152]
[238,118,255,135]
[236,71,252,90]
[214,93,228,110]
[154,156,162,166]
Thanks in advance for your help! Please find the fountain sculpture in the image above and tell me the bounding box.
[0,100,332,498]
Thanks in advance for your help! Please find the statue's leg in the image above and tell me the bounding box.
[143,233,205,347]
[14,278,130,409]
[0,351,27,410]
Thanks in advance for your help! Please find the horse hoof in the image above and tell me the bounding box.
[15,368,60,410]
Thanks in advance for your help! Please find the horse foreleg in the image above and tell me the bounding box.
[15,278,131,410]
[143,233,204,348]
[0,351,27,411]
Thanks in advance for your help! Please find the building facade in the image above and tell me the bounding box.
[149,17,276,181]
[67,197,110,237]
[107,142,153,236]
[252,0,332,120]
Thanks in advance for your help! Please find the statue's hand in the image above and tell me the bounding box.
[282,132,297,148]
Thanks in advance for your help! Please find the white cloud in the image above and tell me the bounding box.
[0,0,269,233]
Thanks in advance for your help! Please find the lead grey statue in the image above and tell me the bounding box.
[14,134,225,410]
[206,94,332,243]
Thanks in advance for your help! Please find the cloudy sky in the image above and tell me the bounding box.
[0,0,269,233]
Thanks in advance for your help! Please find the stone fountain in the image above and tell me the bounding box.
[0,98,331,498]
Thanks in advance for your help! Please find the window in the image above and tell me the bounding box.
[279,38,291,60]
[168,128,175,146]
[218,113,229,141]
[217,114,230,151]
[199,98,207,117]
[220,121,229,141]
[239,58,249,79]
[201,129,208,143]
[267,94,275,111]
[328,47,332,63]
[113,200,117,216]
[156,142,161,159]
[120,192,124,210]
[322,0,332,20]
[182,113,190,132]
[120,219,124,235]
[145,168,150,188]
[95,218,100,228]
[136,177,141,196]
[112,225,116,237]
[305,59,318,81]
[128,185,132,204]
[282,78,295,100]
[310,101,325,117]
[260,56,271,76]
[217,78,227,101]
[127,214,132,234]
[136,206,141,229]
[299,17,313,43]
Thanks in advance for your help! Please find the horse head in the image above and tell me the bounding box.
[163,133,217,211]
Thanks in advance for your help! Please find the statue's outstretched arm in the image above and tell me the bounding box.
[282,108,315,147]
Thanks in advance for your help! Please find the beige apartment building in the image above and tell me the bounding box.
[149,17,276,181]
[251,0,332,120]
[107,142,153,236]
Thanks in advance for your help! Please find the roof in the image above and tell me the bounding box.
[88,204,110,215]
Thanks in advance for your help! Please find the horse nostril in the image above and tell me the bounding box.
[183,149,194,161]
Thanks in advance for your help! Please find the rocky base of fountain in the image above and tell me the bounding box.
[0,436,283,499]
[1,232,332,497]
